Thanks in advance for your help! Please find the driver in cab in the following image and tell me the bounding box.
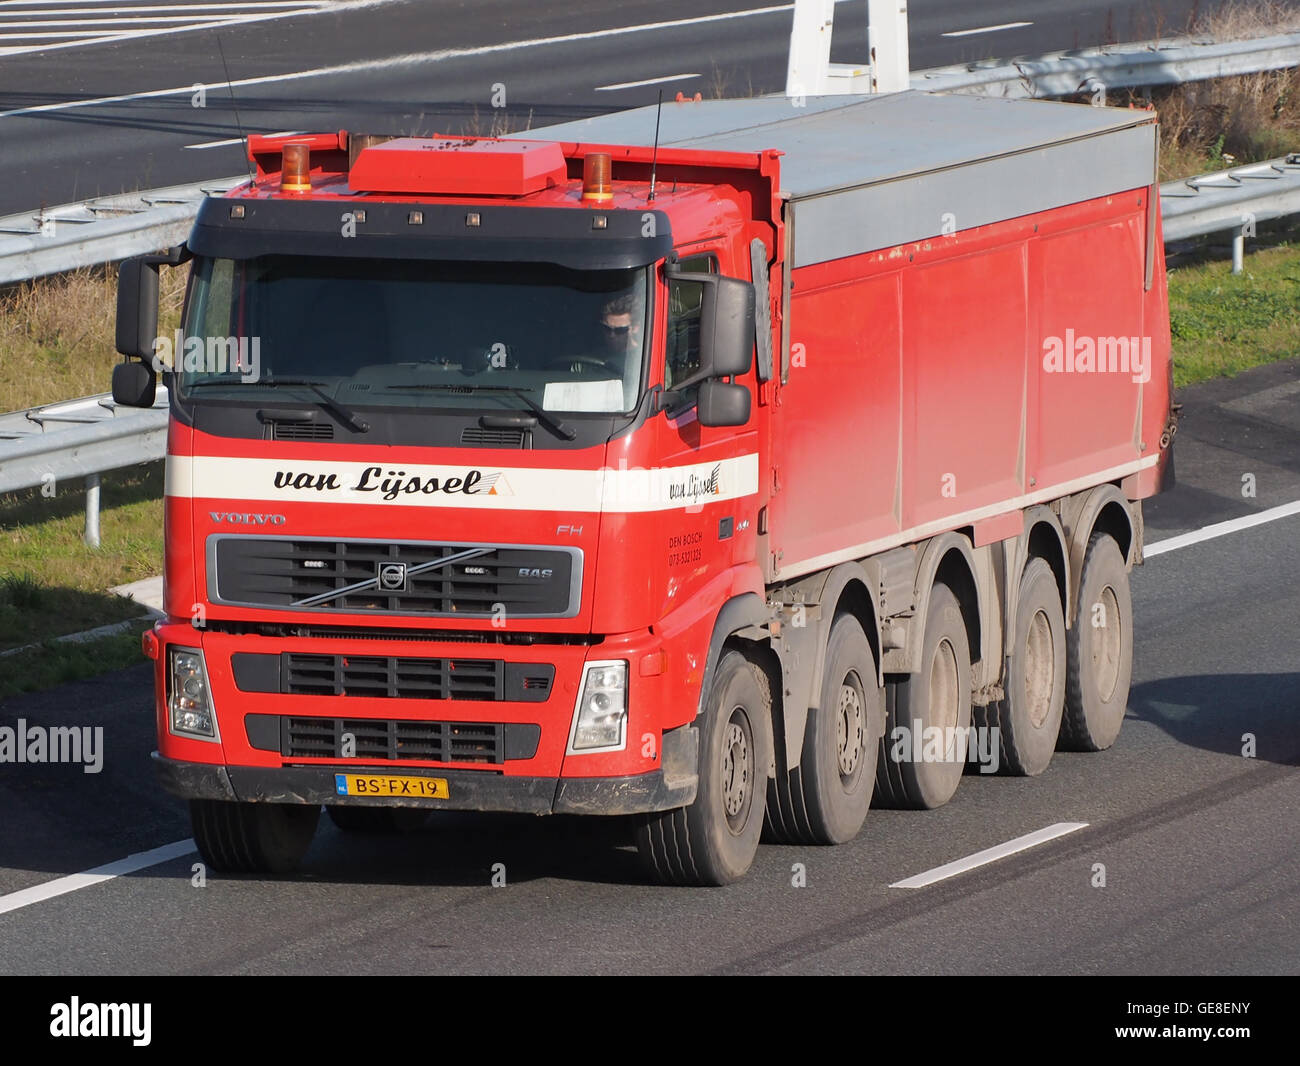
[555,292,642,379]
[548,292,644,411]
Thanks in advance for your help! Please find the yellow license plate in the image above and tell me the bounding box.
[334,773,449,799]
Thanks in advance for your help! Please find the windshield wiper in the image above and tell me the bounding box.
[250,378,370,433]
[387,383,577,441]
[188,377,369,432]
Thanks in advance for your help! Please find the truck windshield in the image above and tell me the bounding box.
[174,255,650,415]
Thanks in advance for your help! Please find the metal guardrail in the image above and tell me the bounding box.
[789,0,1300,97]
[0,178,245,285]
[912,31,1300,98]
[0,389,169,546]
[0,30,1297,286]
[1161,153,1300,271]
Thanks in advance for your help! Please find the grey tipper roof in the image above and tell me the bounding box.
[517,92,1159,265]
[520,92,1153,200]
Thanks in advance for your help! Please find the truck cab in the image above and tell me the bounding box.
[115,130,778,879]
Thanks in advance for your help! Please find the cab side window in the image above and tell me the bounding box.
[666,253,718,396]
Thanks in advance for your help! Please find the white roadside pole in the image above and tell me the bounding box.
[786,0,911,97]
[869,0,911,93]
[786,0,835,97]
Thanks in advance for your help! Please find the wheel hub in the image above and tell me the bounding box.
[721,713,752,822]
[1024,607,1055,728]
[930,638,960,758]
[1092,584,1121,701]
[836,676,865,777]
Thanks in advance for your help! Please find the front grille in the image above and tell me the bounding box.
[212,537,578,617]
[285,716,506,763]
[285,653,500,700]
[231,652,555,702]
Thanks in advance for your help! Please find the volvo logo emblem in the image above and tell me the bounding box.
[377,562,408,591]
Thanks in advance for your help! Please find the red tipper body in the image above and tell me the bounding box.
[147,93,1172,836]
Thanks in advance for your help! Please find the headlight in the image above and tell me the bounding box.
[168,646,218,741]
[568,660,628,752]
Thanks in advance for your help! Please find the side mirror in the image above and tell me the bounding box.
[698,275,755,379]
[112,360,156,408]
[696,379,750,427]
[116,257,160,360]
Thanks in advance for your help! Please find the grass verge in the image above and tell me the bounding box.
[0,463,163,652]
[0,264,184,413]
[1169,235,1300,387]
[0,622,152,701]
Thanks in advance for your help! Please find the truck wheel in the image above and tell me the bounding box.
[975,558,1066,776]
[1059,533,1132,751]
[190,799,320,875]
[875,583,971,809]
[327,806,429,835]
[634,649,773,885]
[768,614,880,844]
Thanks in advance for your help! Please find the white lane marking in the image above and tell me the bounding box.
[3,1,326,5]
[1145,498,1300,557]
[0,4,324,13]
[0,30,122,38]
[890,822,1088,889]
[595,72,701,92]
[0,0,382,59]
[0,839,196,917]
[0,2,814,113]
[0,16,253,26]
[185,129,303,149]
[941,21,1032,37]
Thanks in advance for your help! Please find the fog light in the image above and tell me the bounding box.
[568,660,627,752]
[168,646,218,741]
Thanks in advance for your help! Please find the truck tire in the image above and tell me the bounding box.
[634,649,773,885]
[1059,533,1132,751]
[190,799,320,875]
[974,558,1066,776]
[766,614,881,844]
[875,583,971,809]
[326,805,429,835]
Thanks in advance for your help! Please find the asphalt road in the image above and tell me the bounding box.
[0,0,1231,215]
[0,359,1295,975]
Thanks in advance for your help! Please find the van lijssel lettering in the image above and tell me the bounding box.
[270,467,489,500]
[667,464,722,503]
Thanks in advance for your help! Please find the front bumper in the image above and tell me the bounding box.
[154,723,697,816]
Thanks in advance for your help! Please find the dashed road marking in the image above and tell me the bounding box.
[941,21,1033,38]
[890,822,1088,888]
[185,129,303,149]
[1145,499,1300,557]
[595,73,701,92]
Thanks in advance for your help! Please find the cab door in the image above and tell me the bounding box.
[642,238,763,620]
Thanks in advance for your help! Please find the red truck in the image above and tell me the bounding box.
[112,91,1173,884]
